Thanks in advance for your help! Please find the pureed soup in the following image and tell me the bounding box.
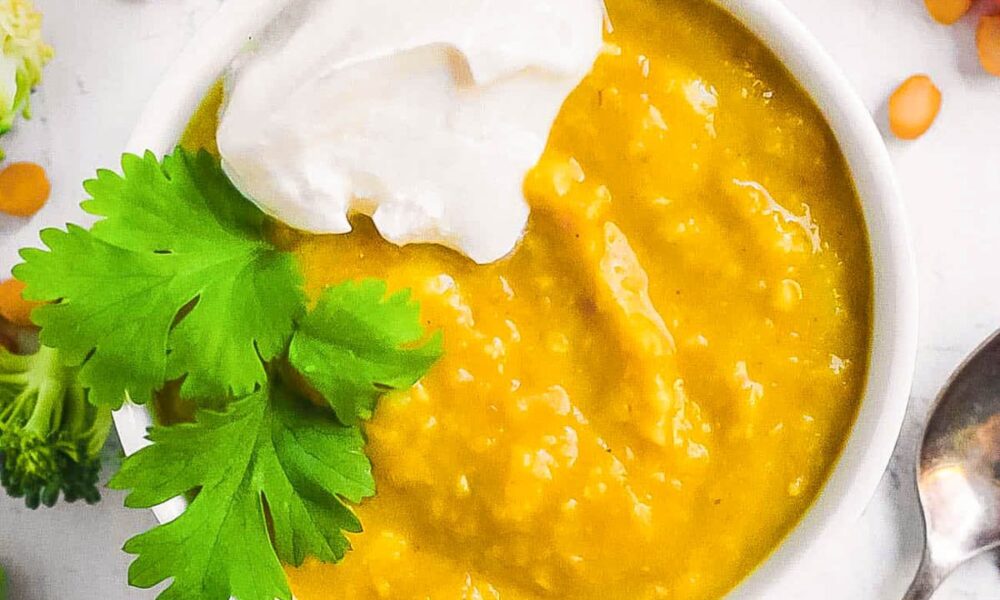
[180,0,873,597]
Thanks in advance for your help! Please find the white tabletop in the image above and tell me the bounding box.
[1,0,999,598]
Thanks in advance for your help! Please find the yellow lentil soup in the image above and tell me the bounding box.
[180,0,872,597]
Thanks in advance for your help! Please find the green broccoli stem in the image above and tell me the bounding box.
[20,346,67,439]
[60,380,88,446]
[0,373,28,385]
[0,383,34,424]
[85,408,112,459]
[0,349,32,373]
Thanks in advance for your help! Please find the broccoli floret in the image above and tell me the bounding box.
[0,345,112,509]
[0,0,52,155]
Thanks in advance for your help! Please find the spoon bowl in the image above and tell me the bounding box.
[905,329,1000,599]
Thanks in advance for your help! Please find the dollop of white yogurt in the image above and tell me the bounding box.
[217,0,604,264]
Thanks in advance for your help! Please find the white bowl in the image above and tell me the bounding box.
[114,0,919,596]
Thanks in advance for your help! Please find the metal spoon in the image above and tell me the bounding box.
[903,329,1000,600]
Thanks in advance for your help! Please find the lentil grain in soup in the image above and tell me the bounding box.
[181,0,873,597]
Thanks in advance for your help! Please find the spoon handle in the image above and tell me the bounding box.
[902,552,947,600]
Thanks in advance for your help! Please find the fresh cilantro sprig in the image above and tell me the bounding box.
[289,280,443,424]
[110,280,441,600]
[110,279,440,600]
[111,379,374,600]
[12,149,443,600]
[15,150,305,408]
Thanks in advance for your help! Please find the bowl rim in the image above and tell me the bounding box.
[718,0,918,596]
[113,0,919,596]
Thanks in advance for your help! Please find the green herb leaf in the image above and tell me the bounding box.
[14,149,305,408]
[110,380,374,600]
[289,279,442,424]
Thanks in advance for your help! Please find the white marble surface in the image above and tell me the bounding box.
[1,0,999,598]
